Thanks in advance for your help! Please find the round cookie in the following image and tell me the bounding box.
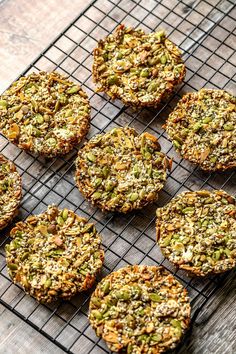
[5,205,104,303]
[93,24,185,107]
[165,89,236,171]
[89,265,191,354]
[0,71,90,157]
[0,154,22,230]
[75,127,170,213]
[156,190,236,276]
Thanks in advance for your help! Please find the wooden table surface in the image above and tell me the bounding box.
[0,0,235,353]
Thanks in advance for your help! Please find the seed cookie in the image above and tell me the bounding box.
[165,89,236,171]
[0,71,90,157]
[0,154,22,230]
[89,265,191,354]
[93,24,185,107]
[156,190,236,276]
[5,205,104,303]
[75,127,170,213]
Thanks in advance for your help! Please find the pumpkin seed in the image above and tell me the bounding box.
[67,86,80,94]
[87,152,96,162]
[223,123,234,131]
[149,293,162,302]
[62,208,68,221]
[160,55,167,64]
[0,100,7,108]
[8,263,18,270]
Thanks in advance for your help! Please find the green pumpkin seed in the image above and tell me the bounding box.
[108,75,119,85]
[193,122,202,132]
[92,310,103,320]
[140,68,150,77]
[87,152,96,162]
[8,263,18,270]
[223,123,234,131]
[35,113,44,124]
[47,138,57,146]
[115,290,131,300]
[173,140,181,149]
[62,208,68,221]
[160,55,167,64]
[102,280,110,295]
[147,82,158,92]
[151,334,162,343]
[127,343,133,354]
[91,297,101,307]
[224,248,231,257]
[79,269,88,276]
[171,319,182,328]
[65,109,73,117]
[162,235,172,246]
[210,156,217,163]
[32,127,41,137]
[67,86,80,94]
[213,250,221,261]
[92,192,101,200]
[94,178,102,187]
[0,100,7,108]
[182,207,194,214]
[129,192,139,202]
[138,334,148,343]
[202,116,212,124]
[133,164,140,178]
[9,105,21,113]
[105,181,115,192]
[149,293,162,302]
[102,166,110,177]
[44,279,52,288]
[57,216,64,225]
[21,252,29,261]
[155,31,165,41]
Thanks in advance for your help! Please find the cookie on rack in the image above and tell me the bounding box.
[75,126,171,213]
[156,190,236,276]
[164,89,236,171]
[0,71,90,157]
[93,24,185,107]
[0,154,22,230]
[89,265,191,353]
[5,205,104,303]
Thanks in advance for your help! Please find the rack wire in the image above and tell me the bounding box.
[0,0,235,352]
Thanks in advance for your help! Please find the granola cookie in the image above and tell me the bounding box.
[93,24,185,107]
[89,265,191,353]
[0,154,22,230]
[5,205,104,303]
[165,89,236,171]
[0,72,90,157]
[156,190,236,276]
[75,127,170,213]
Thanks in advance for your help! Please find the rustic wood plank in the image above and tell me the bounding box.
[0,0,235,353]
[0,305,65,354]
[177,271,236,354]
[0,0,86,93]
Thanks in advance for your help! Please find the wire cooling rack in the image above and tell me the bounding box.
[0,0,235,353]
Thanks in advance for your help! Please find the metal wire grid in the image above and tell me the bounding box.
[0,0,235,352]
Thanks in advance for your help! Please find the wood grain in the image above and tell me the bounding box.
[0,0,235,353]
[0,0,86,93]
